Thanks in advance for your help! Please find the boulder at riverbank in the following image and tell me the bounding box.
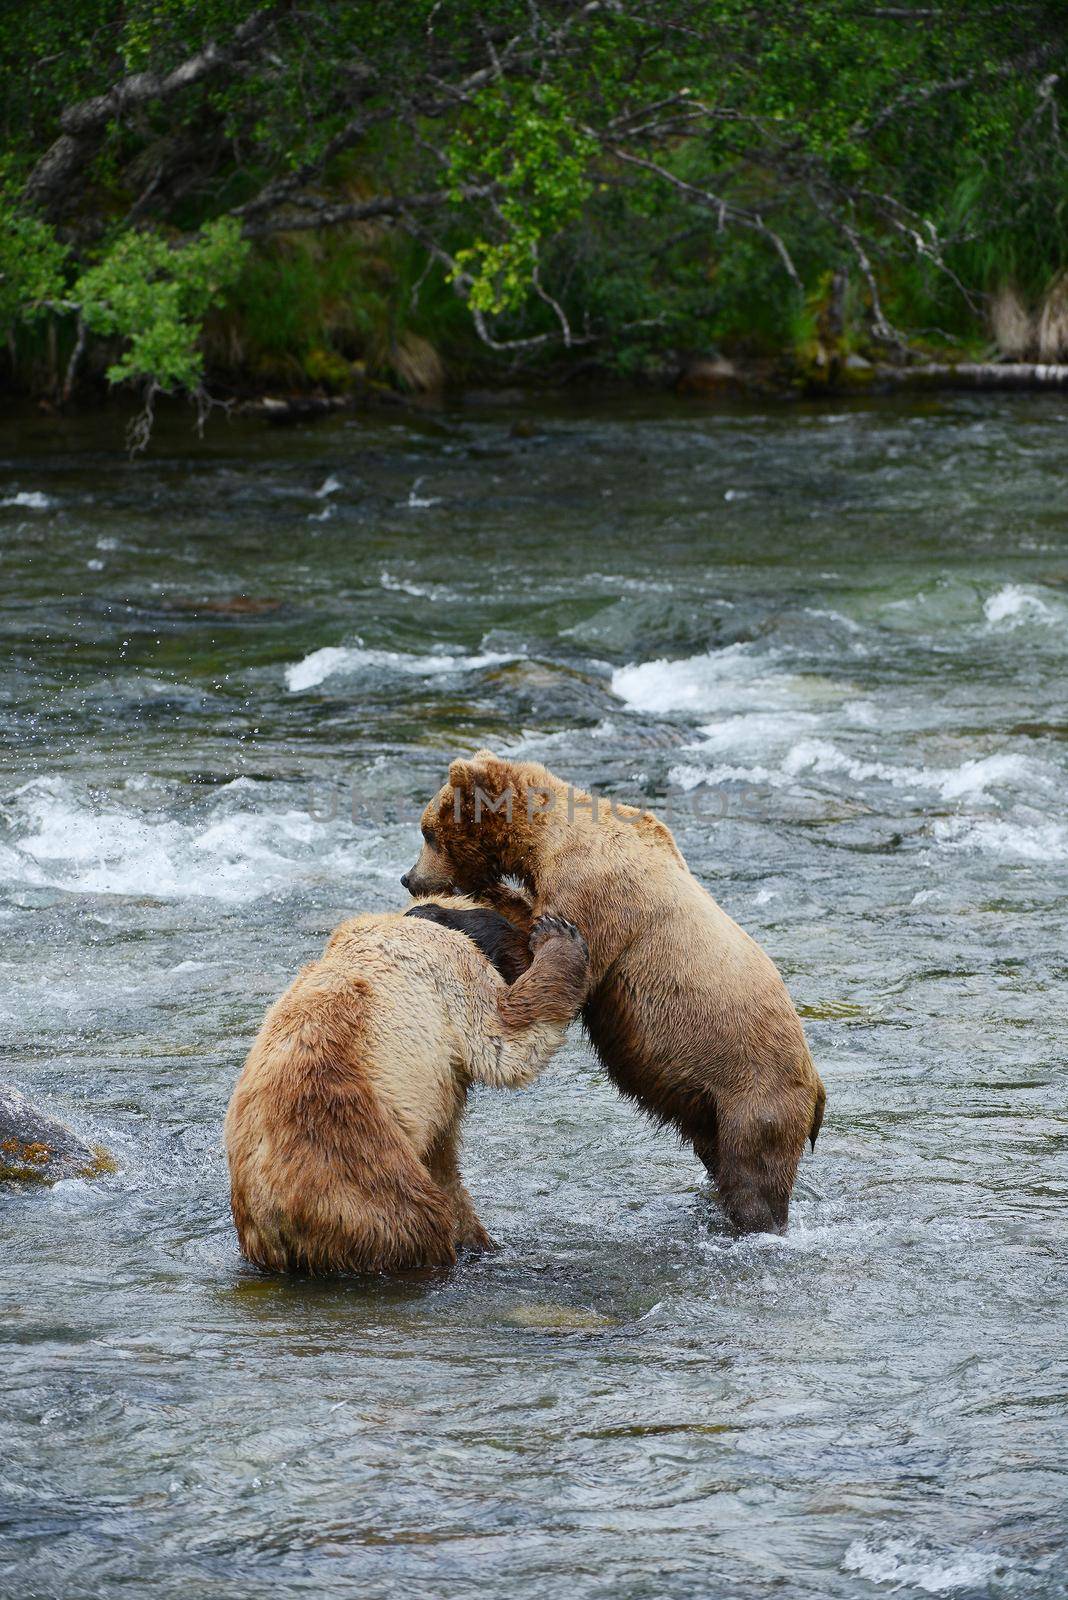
[0,1085,115,1185]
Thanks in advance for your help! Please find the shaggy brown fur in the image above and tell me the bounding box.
[403,753,826,1235]
[224,898,588,1275]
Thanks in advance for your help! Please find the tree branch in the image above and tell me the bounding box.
[396,212,592,353]
[240,181,501,238]
[856,44,1055,138]
[24,6,288,212]
[604,143,802,288]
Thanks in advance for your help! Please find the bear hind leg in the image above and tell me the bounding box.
[423,1130,495,1254]
[707,1104,804,1237]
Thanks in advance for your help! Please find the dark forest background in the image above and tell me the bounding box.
[4,1,1068,428]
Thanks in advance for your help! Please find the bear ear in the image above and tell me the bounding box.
[448,749,501,791]
[448,757,476,791]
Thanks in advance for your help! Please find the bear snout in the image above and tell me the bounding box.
[402,844,456,897]
[401,867,439,896]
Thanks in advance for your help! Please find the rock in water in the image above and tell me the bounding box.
[0,1085,115,1185]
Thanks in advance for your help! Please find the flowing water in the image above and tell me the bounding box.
[1,394,1066,1600]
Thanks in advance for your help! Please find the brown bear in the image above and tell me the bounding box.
[224,897,588,1275]
[402,753,826,1235]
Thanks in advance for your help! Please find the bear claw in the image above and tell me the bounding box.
[529,915,589,962]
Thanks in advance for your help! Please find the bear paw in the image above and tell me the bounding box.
[529,915,589,964]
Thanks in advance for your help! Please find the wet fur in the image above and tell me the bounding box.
[225,895,588,1275]
[404,902,531,983]
[404,753,827,1235]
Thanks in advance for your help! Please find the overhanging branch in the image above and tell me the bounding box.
[24,6,288,212]
[239,181,501,238]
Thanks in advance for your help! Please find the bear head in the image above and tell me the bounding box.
[401,749,565,898]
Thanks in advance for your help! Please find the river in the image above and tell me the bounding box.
[1,393,1066,1599]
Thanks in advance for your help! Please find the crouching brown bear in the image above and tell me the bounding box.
[402,752,826,1235]
[225,897,588,1275]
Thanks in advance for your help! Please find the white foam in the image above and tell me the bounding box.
[611,645,755,714]
[507,719,618,756]
[315,474,342,498]
[668,733,1059,812]
[611,645,835,718]
[782,738,925,787]
[844,698,879,727]
[2,490,53,509]
[843,1535,1002,1593]
[285,642,519,692]
[804,606,863,634]
[984,582,1054,625]
[937,752,1038,800]
[933,814,1068,860]
[664,707,825,791]
[0,776,394,902]
[782,741,1048,800]
[380,570,460,601]
[669,761,776,791]
[692,710,821,755]
[401,476,441,509]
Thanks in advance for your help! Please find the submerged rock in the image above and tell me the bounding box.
[0,1085,115,1185]
[504,1302,620,1332]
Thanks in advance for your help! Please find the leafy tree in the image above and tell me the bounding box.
[2,1,1067,439]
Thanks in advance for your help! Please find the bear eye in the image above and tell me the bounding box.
[421,824,436,846]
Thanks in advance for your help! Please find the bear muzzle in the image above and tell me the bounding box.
[401,865,453,897]
[402,839,458,897]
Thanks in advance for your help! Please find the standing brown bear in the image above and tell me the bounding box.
[402,752,825,1234]
[225,896,588,1275]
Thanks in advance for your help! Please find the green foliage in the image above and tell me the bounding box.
[1,0,1068,419]
[206,220,471,391]
[0,202,68,326]
[73,217,248,389]
[448,85,596,314]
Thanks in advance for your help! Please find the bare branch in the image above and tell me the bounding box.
[126,380,161,457]
[529,241,575,345]
[61,314,88,404]
[25,7,287,212]
[857,44,1055,138]
[242,181,500,238]
[605,143,802,288]
[841,221,901,345]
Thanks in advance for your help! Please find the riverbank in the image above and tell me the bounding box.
[9,346,1068,443]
